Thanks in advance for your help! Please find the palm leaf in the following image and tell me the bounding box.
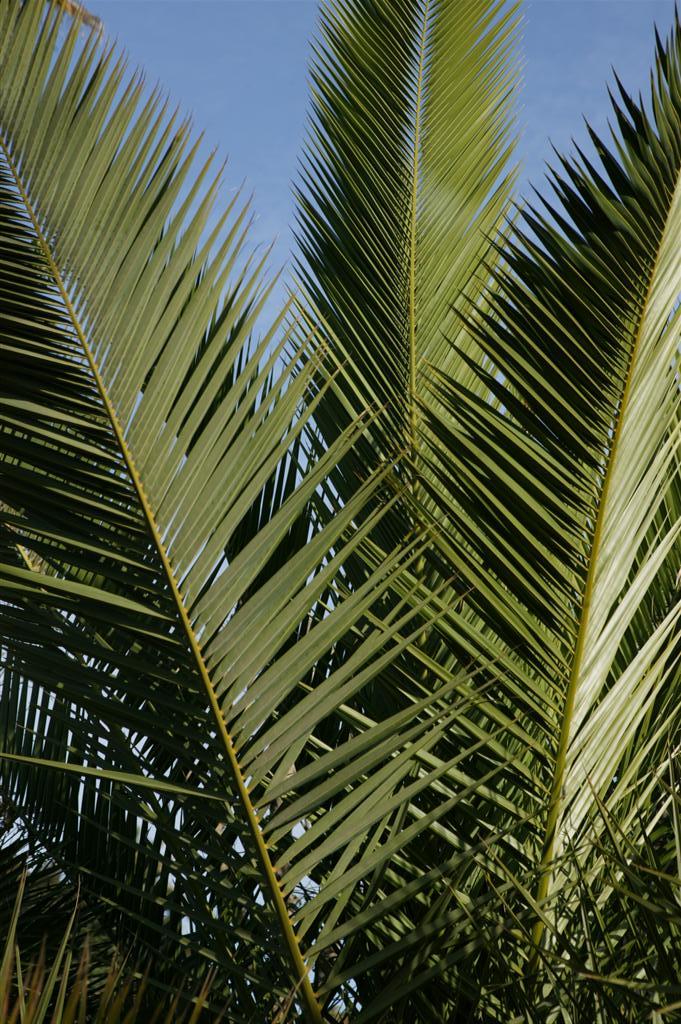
[290,3,523,834]
[414,9,681,983]
[296,0,518,462]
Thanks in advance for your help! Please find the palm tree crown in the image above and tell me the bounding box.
[0,1,679,1021]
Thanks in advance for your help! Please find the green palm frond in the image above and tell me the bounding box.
[295,0,519,476]
[414,6,681,984]
[290,7,524,853]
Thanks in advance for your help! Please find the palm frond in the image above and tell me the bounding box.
[295,0,519,476]
[416,7,681,975]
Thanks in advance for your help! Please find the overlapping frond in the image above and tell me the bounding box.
[295,0,519,476]
[416,9,681,981]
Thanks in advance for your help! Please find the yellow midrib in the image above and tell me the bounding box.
[0,134,323,1023]
[407,0,429,471]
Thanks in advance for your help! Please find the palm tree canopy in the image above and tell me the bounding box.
[0,0,680,1021]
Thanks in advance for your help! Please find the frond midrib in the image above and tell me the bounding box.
[407,0,429,469]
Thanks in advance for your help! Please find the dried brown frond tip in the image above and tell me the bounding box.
[53,0,102,30]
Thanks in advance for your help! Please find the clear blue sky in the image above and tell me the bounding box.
[86,0,676,298]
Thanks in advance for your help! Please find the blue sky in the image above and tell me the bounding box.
[85,0,676,295]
